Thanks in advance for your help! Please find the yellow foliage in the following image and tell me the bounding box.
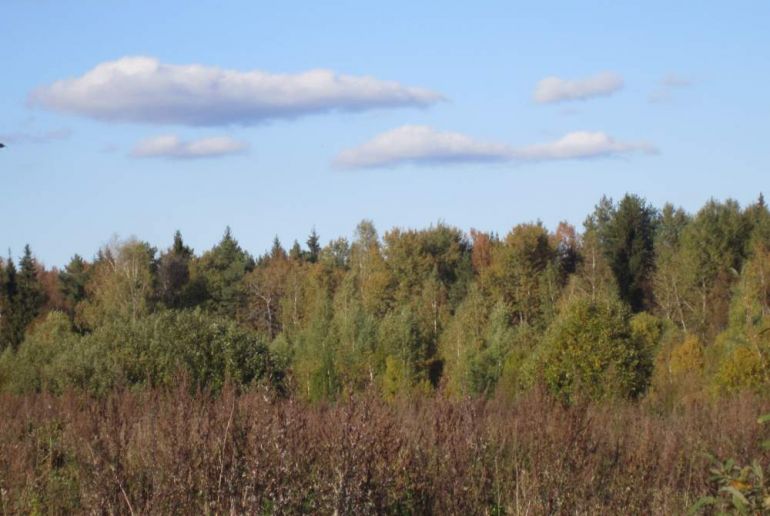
[715,346,765,393]
[669,335,704,376]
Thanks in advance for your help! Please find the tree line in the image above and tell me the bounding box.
[1,193,769,403]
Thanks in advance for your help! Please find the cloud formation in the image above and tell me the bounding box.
[534,72,623,103]
[334,125,656,168]
[512,131,656,160]
[131,135,248,159]
[333,125,513,168]
[29,57,443,126]
[0,128,71,144]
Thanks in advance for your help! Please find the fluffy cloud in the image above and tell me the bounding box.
[333,125,513,168]
[0,128,71,144]
[534,72,623,103]
[512,131,656,160]
[29,56,443,126]
[334,126,656,168]
[131,135,248,159]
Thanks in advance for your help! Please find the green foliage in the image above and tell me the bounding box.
[58,254,89,320]
[378,307,426,390]
[331,275,379,391]
[4,193,770,404]
[438,284,489,396]
[597,194,658,311]
[0,256,22,350]
[18,420,82,513]
[77,238,157,329]
[652,203,691,330]
[485,223,556,326]
[383,223,472,309]
[382,354,408,399]
[693,414,770,514]
[0,311,78,393]
[306,228,322,263]
[675,199,751,338]
[0,246,46,351]
[538,295,651,402]
[708,240,770,394]
[157,230,194,309]
[17,244,47,329]
[190,227,253,317]
[290,288,342,401]
[0,310,275,394]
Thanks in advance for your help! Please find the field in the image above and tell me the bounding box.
[2,385,767,514]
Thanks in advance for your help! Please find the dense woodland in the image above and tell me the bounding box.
[3,193,770,402]
[2,193,770,512]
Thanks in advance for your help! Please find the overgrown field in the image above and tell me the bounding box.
[3,194,770,512]
[1,386,767,514]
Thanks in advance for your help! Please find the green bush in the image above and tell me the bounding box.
[538,297,652,402]
[1,309,277,394]
[0,311,78,393]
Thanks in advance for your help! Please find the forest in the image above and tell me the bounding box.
[2,193,770,513]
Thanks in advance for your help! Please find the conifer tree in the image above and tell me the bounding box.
[270,236,287,261]
[0,255,21,350]
[157,231,194,309]
[289,240,303,261]
[59,254,89,318]
[306,228,321,263]
[17,245,46,324]
[191,227,253,317]
[597,194,658,312]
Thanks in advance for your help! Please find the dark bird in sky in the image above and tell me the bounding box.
[0,143,5,149]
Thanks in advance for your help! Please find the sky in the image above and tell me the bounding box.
[2,1,769,267]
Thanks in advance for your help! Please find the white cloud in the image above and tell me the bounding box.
[29,56,443,126]
[333,125,513,168]
[512,131,657,161]
[0,128,71,144]
[131,135,248,159]
[534,72,623,103]
[334,126,656,168]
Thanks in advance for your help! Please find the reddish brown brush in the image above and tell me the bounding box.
[0,385,767,514]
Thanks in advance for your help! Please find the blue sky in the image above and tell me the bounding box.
[2,1,769,267]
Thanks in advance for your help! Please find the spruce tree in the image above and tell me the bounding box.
[270,236,287,261]
[191,227,253,317]
[288,240,302,261]
[600,195,658,312]
[59,254,89,317]
[16,245,46,337]
[0,253,22,350]
[158,231,194,309]
[306,228,321,263]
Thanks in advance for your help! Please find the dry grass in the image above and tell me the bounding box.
[0,385,767,514]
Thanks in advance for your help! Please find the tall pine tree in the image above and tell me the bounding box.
[0,255,20,350]
[157,231,194,308]
[306,228,321,263]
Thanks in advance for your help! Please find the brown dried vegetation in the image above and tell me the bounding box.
[1,384,767,514]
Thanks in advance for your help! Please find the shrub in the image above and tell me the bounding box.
[538,296,651,402]
[0,311,78,393]
[0,309,277,394]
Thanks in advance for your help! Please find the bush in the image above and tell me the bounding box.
[0,311,79,393]
[538,297,651,402]
[1,309,277,394]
